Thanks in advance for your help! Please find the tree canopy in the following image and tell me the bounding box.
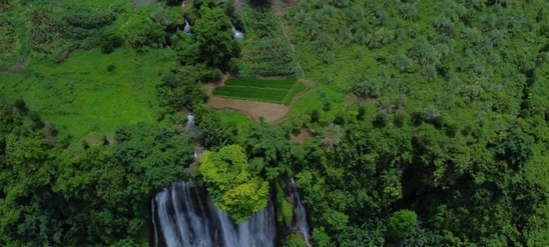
[199,145,269,222]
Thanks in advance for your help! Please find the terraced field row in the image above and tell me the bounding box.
[213,78,306,105]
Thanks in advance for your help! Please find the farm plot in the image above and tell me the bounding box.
[212,78,306,105]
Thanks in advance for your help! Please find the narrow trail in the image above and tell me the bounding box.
[272,0,306,78]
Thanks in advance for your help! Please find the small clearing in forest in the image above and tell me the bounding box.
[290,128,312,143]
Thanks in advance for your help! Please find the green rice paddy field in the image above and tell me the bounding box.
[213,78,307,105]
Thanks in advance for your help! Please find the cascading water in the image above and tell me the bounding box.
[185,113,195,132]
[152,182,276,247]
[152,200,159,247]
[230,21,244,41]
[291,179,312,247]
[183,20,192,34]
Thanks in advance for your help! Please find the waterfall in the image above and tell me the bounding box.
[185,113,195,132]
[230,21,244,41]
[155,188,183,247]
[152,182,276,247]
[184,20,192,34]
[152,200,159,247]
[291,179,312,247]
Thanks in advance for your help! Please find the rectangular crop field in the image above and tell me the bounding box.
[212,78,307,105]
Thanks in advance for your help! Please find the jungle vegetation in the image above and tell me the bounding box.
[2,0,549,246]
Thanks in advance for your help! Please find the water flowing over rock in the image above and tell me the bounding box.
[183,20,192,34]
[152,182,276,247]
[291,179,312,247]
[185,113,195,132]
[230,21,244,41]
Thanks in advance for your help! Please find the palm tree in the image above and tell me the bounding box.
[401,3,418,21]
[321,123,344,150]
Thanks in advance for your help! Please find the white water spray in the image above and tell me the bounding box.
[185,113,195,132]
[152,199,159,247]
[184,20,192,33]
[230,21,244,41]
[152,182,276,247]
[291,178,312,247]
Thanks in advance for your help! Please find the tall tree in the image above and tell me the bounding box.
[199,145,269,222]
[193,6,240,70]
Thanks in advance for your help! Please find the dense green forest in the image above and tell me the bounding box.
[2,0,549,246]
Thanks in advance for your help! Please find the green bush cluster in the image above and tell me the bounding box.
[28,4,116,53]
[238,6,296,77]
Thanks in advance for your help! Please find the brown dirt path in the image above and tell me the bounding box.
[271,0,305,77]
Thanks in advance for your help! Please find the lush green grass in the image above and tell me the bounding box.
[213,78,307,105]
[282,80,307,105]
[223,78,297,88]
[291,84,346,120]
[0,46,178,144]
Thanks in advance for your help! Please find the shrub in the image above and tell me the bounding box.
[394,53,413,73]
[14,99,27,114]
[411,111,424,126]
[357,105,366,120]
[28,111,41,122]
[311,109,320,123]
[388,210,418,239]
[423,105,441,122]
[48,123,59,136]
[352,80,382,98]
[373,111,389,127]
[394,109,409,127]
[106,64,116,72]
[100,34,123,54]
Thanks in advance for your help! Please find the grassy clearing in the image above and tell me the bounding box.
[216,109,253,143]
[212,78,307,105]
[290,84,346,120]
[282,80,307,105]
[0,46,178,144]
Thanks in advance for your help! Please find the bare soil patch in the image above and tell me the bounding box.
[234,0,246,11]
[1,56,31,72]
[55,44,80,63]
[208,96,289,123]
[204,73,230,94]
[345,94,378,106]
[290,128,312,143]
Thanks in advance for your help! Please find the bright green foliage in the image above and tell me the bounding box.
[199,145,269,222]
[194,105,238,149]
[283,82,308,105]
[242,120,292,179]
[1,47,174,144]
[193,6,240,70]
[282,233,307,247]
[387,210,418,239]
